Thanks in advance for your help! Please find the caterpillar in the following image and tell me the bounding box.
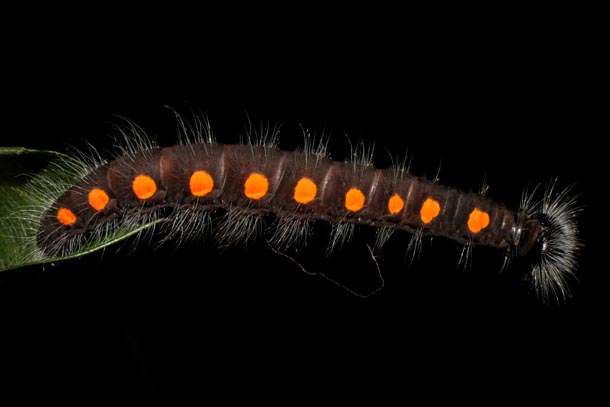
[12,115,581,304]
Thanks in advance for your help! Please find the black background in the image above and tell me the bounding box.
[1,12,604,398]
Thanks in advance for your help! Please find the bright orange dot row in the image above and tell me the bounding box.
[56,171,491,235]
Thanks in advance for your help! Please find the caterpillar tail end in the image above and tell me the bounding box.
[519,182,582,305]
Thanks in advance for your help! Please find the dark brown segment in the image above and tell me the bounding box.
[362,169,397,224]
[432,187,460,237]
[160,144,226,204]
[317,162,350,218]
[271,150,334,215]
[68,164,116,224]
[315,161,380,220]
[401,176,430,229]
[107,149,167,206]
[220,145,288,209]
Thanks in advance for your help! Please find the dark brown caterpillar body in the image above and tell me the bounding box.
[38,143,539,258]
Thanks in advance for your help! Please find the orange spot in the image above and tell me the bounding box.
[132,175,157,200]
[388,193,404,215]
[57,207,77,226]
[293,177,317,204]
[190,170,214,197]
[467,208,490,233]
[88,188,110,211]
[244,172,269,200]
[420,197,441,224]
[345,188,365,212]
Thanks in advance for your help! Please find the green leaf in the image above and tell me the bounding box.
[0,147,163,272]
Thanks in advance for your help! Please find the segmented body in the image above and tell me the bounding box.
[39,143,539,258]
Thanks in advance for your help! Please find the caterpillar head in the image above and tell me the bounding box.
[516,183,582,304]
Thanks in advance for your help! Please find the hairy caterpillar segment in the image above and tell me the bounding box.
[39,143,531,260]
